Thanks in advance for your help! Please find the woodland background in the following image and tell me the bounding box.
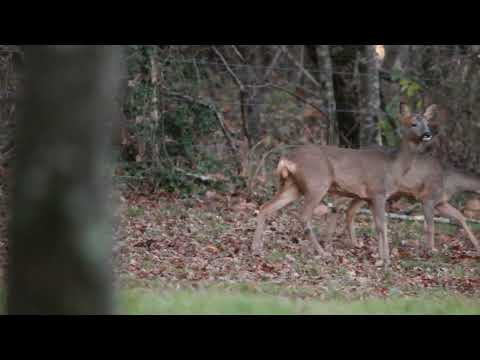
[1,45,480,314]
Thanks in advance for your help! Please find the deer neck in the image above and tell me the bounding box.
[393,137,421,175]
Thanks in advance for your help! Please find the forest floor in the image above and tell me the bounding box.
[110,185,480,314]
[1,182,480,314]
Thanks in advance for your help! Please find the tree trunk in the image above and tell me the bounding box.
[237,45,266,145]
[359,45,382,147]
[8,45,123,314]
[315,45,339,145]
[381,45,409,107]
[383,45,409,73]
[296,45,305,86]
[320,45,362,148]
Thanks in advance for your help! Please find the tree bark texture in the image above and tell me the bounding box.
[359,45,382,147]
[315,45,339,145]
[8,45,123,315]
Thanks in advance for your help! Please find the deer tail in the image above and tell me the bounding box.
[276,158,297,180]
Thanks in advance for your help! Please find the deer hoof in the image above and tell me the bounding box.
[301,243,315,256]
[375,259,391,271]
[251,243,263,256]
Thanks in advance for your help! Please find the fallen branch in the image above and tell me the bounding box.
[324,202,480,226]
[174,167,226,183]
[115,167,226,184]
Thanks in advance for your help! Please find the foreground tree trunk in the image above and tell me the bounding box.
[8,45,122,314]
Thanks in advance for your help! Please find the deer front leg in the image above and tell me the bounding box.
[436,202,480,253]
[252,185,300,255]
[371,196,389,269]
[300,191,330,258]
[422,200,437,254]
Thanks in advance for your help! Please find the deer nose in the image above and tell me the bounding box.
[422,131,432,142]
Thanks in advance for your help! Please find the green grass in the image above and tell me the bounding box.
[126,206,144,218]
[469,222,480,232]
[119,288,480,315]
[0,287,478,314]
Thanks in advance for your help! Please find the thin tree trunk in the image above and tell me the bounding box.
[315,45,339,145]
[381,45,409,117]
[359,45,382,146]
[245,46,266,144]
[296,45,305,85]
[330,45,361,147]
[8,45,122,314]
[383,45,409,73]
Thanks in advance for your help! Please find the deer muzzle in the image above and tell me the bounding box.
[421,132,433,142]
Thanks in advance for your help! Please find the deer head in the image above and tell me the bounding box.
[399,103,435,144]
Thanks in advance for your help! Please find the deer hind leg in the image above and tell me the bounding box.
[323,207,339,252]
[314,199,338,252]
[252,184,301,254]
[435,202,480,253]
[299,187,330,257]
[345,198,365,248]
[371,196,389,269]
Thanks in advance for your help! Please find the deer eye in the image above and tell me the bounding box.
[411,123,418,127]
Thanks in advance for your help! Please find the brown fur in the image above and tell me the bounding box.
[341,145,480,254]
[342,165,480,252]
[252,105,436,267]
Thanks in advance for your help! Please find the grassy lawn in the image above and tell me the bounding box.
[0,286,478,315]
[119,288,480,315]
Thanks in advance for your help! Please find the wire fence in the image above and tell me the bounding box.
[158,61,388,118]
[162,56,469,83]
[155,54,465,121]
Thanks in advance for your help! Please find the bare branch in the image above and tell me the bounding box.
[211,45,250,146]
[267,83,329,121]
[158,87,239,163]
[231,45,246,62]
[211,46,245,91]
[263,47,283,80]
[278,45,322,88]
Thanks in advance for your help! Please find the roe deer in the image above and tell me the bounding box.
[252,104,435,267]
[343,166,480,254]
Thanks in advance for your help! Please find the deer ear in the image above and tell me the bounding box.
[399,103,411,117]
[424,104,438,121]
[399,103,412,126]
